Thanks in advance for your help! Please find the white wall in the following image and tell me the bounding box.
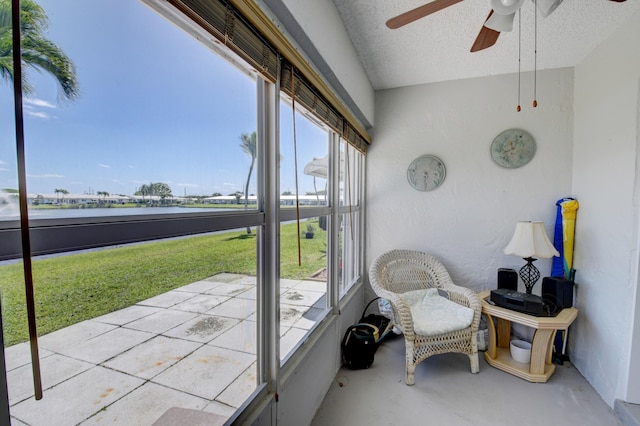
[260,0,375,130]
[573,8,640,406]
[277,0,374,126]
[367,68,574,298]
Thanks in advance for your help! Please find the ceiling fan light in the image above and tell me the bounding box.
[485,12,517,32]
[534,0,564,18]
[490,0,525,15]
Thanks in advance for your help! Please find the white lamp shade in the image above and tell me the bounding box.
[504,221,560,258]
[534,0,564,18]
[491,0,525,15]
[485,11,516,32]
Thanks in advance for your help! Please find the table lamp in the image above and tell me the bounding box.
[504,221,560,294]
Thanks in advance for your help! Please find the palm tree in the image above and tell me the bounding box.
[240,131,256,234]
[96,190,109,206]
[135,184,152,204]
[0,0,79,100]
[54,188,67,204]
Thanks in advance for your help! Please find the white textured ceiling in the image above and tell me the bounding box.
[332,0,640,90]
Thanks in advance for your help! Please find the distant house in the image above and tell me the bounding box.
[202,195,249,205]
[202,195,326,206]
[28,193,133,206]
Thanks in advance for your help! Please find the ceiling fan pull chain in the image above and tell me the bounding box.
[533,0,538,108]
[517,8,521,112]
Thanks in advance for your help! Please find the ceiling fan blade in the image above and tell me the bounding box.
[608,0,626,2]
[470,11,501,53]
[386,0,464,29]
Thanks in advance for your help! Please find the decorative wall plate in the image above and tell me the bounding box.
[490,129,536,168]
[407,155,446,192]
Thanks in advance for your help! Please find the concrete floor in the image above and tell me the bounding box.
[312,333,624,426]
[7,274,638,426]
[5,273,325,425]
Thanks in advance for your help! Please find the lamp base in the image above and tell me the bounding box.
[519,257,540,294]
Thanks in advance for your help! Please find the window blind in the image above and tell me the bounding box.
[167,0,280,82]
[167,0,369,153]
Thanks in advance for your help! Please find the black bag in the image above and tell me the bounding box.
[341,323,379,370]
[341,298,393,370]
[359,297,392,339]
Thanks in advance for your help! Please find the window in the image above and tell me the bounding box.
[279,99,331,362]
[339,141,364,295]
[1,1,263,423]
[1,0,367,423]
[280,100,330,208]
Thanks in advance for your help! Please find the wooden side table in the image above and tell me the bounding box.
[478,290,578,383]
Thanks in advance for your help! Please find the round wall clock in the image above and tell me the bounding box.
[407,155,446,192]
[490,129,536,168]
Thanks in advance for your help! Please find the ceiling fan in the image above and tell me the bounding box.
[386,0,628,52]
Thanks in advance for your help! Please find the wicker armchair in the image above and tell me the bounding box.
[369,249,481,385]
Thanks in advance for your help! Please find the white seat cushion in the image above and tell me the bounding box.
[400,288,474,336]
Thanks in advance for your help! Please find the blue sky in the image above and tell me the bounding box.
[0,0,328,197]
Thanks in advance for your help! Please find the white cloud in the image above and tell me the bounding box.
[24,98,56,109]
[27,173,64,178]
[0,168,8,172]
[0,160,6,165]
[98,164,111,169]
[25,110,52,119]
[177,183,198,188]
[22,98,57,120]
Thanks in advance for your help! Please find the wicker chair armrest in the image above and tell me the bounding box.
[392,296,415,338]
[445,286,482,331]
[373,289,415,338]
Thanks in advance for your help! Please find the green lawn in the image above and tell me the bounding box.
[0,220,326,346]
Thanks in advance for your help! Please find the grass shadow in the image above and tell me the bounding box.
[224,233,257,241]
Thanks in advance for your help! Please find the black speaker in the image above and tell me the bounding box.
[497,268,518,291]
[542,277,574,310]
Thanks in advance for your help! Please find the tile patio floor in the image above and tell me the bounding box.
[4,273,327,425]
